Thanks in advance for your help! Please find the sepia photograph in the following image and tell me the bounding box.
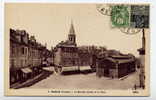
[4,3,150,96]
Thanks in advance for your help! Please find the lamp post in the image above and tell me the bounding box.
[137,29,145,89]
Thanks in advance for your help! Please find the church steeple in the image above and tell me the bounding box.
[68,21,76,44]
[69,20,75,34]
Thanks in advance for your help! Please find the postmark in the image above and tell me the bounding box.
[130,5,149,28]
[111,5,130,28]
[120,27,141,35]
[96,4,111,16]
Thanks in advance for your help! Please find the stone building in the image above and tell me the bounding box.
[53,22,108,73]
[54,22,79,73]
[10,29,49,84]
[78,46,92,66]
[96,51,136,78]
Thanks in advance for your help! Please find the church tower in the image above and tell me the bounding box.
[68,21,76,45]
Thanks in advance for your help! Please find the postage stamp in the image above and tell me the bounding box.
[130,5,149,28]
[111,5,130,28]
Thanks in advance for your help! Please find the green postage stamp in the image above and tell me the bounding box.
[111,5,130,28]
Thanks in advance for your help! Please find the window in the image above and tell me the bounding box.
[22,47,24,55]
[25,48,28,55]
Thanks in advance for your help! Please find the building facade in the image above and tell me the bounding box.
[54,22,79,73]
[96,51,136,78]
[53,22,108,73]
[10,29,51,85]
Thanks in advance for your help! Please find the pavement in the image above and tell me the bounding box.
[20,66,141,90]
[10,70,53,89]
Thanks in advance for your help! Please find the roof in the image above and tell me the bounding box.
[56,40,77,48]
[98,55,135,64]
[111,55,133,59]
[115,58,135,64]
[10,28,47,50]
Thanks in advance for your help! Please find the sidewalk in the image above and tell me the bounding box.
[11,70,53,89]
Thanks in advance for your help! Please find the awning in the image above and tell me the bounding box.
[21,68,32,74]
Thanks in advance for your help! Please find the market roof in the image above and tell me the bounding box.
[98,54,135,64]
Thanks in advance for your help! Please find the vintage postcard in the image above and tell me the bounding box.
[4,3,150,96]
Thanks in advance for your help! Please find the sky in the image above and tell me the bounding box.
[5,3,149,57]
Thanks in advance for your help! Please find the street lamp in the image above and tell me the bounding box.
[137,29,145,89]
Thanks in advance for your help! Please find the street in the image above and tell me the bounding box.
[22,66,140,90]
